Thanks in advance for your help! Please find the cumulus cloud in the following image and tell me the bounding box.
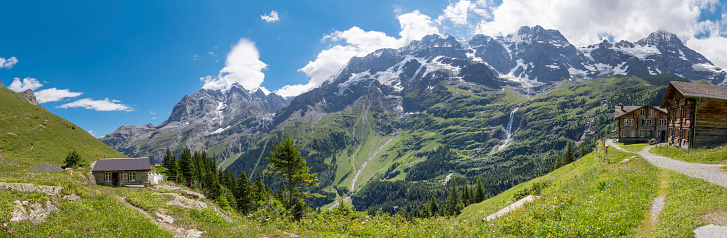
[88,130,96,137]
[34,88,83,103]
[8,77,43,92]
[438,0,473,25]
[0,56,18,69]
[261,10,279,23]
[59,98,133,112]
[201,38,267,91]
[470,0,707,46]
[275,10,439,97]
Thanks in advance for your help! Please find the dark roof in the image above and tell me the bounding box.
[614,105,667,119]
[672,81,727,100]
[91,158,150,172]
[661,81,727,107]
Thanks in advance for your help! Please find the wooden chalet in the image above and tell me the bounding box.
[661,81,727,149]
[91,158,151,187]
[614,105,668,143]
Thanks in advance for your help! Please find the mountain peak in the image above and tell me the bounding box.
[637,30,683,47]
[507,25,570,47]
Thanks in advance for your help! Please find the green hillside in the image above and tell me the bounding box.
[227,74,689,212]
[0,85,125,166]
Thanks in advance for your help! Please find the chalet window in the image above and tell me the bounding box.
[640,109,645,116]
[650,109,654,116]
[659,119,667,126]
[105,173,111,182]
[656,131,661,138]
[624,119,633,126]
[622,131,628,137]
[129,171,136,182]
[631,131,636,137]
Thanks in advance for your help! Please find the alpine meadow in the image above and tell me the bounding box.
[3,1,727,237]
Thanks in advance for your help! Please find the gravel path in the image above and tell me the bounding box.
[606,139,727,188]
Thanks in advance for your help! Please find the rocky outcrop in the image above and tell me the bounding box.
[10,200,59,225]
[22,89,41,106]
[152,192,208,211]
[63,193,81,201]
[153,185,206,200]
[0,182,63,198]
[155,209,174,224]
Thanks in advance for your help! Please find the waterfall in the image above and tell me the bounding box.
[492,107,519,154]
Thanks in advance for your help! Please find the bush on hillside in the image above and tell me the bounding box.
[64,150,82,168]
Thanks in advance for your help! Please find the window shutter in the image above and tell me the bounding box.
[136,172,143,182]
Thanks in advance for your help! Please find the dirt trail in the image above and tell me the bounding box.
[606,139,727,188]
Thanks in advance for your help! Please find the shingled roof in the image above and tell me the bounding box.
[91,158,150,172]
[661,81,727,107]
[614,105,667,119]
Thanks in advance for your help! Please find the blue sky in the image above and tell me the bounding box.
[1,0,725,138]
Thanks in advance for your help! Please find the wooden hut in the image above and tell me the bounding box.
[661,81,727,149]
[91,158,151,187]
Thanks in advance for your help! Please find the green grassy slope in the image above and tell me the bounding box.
[457,143,727,237]
[0,86,125,166]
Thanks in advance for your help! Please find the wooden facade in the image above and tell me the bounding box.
[91,158,151,187]
[614,105,668,143]
[661,81,727,149]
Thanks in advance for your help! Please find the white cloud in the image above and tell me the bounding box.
[201,38,267,91]
[438,0,473,25]
[34,88,83,103]
[419,0,727,68]
[397,10,440,43]
[261,10,279,23]
[88,130,95,137]
[687,35,727,68]
[59,98,133,112]
[0,56,18,69]
[275,10,439,97]
[8,77,43,92]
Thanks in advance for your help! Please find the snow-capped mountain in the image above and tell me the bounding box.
[101,83,291,162]
[468,26,726,85]
[273,26,726,128]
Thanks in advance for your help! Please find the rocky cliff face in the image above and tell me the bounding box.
[22,89,41,107]
[100,83,291,162]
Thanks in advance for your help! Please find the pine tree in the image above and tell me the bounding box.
[235,171,251,214]
[265,137,322,218]
[429,197,439,217]
[162,148,177,177]
[475,177,486,203]
[461,183,470,206]
[563,140,574,164]
[205,154,221,199]
[446,179,462,216]
[179,147,194,186]
[253,171,267,206]
[224,169,235,189]
[275,182,287,205]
